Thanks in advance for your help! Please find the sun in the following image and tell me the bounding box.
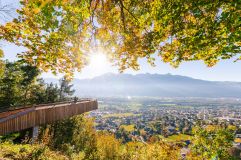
[89,51,108,70]
[79,50,113,78]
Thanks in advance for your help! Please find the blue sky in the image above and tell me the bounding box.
[1,0,241,82]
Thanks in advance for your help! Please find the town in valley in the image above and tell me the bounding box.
[91,97,241,147]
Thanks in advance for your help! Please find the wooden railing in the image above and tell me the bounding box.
[0,99,98,135]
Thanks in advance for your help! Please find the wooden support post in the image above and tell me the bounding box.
[31,126,39,143]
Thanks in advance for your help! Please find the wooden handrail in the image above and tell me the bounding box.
[0,99,94,113]
[0,99,96,118]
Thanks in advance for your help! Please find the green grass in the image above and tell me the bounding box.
[167,134,191,141]
[158,134,191,142]
[160,104,176,106]
[103,113,141,118]
[120,125,135,132]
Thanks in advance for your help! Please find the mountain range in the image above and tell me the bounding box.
[45,73,241,98]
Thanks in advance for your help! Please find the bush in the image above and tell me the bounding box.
[0,142,67,160]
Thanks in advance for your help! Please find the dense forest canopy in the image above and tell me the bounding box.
[0,0,240,77]
[0,61,74,109]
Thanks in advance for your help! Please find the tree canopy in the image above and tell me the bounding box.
[0,61,74,109]
[0,0,240,77]
[0,61,40,108]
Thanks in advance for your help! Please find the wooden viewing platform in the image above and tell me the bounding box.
[0,99,98,135]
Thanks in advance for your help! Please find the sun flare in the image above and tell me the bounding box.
[89,51,108,70]
[80,50,114,78]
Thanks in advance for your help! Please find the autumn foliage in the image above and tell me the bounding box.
[0,0,240,77]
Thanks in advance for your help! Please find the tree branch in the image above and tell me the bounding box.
[119,0,126,31]
[0,1,15,21]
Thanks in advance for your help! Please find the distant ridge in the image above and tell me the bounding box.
[45,73,241,98]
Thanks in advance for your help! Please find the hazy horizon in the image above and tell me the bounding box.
[44,72,241,83]
[44,73,241,98]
